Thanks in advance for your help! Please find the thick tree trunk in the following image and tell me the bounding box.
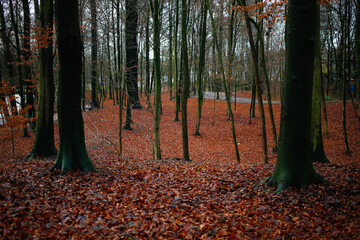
[29,0,57,158]
[266,0,323,192]
[125,0,141,109]
[53,0,96,174]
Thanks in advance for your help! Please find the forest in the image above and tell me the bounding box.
[0,0,359,238]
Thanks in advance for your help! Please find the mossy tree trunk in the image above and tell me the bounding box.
[149,0,161,160]
[311,3,329,163]
[29,0,57,158]
[266,0,323,192]
[52,0,96,174]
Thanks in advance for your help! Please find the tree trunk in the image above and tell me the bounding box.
[168,0,173,100]
[150,0,161,160]
[195,0,207,136]
[311,3,329,163]
[23,0,36,131]
[145,8,151,107]
[52,0,96,174]
[266,0,323,192]
[29,0,57,158]
[90,0,100,109]
[125,0,141,109]
[181,0,190,160]
[240,0,268,164]
[341,0,350,154]
[174,0,180,121]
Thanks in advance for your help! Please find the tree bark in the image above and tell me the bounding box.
[195,0,207,136]
[90,0,100,109]
[52,0,96,174]
[173,0,180,121]
[29,0,57,158]
[266,0,323,192]
[149,0,161,160]
[239,0,268,164]
[181,0,190,160]
[311,3,329,163]
[125,0,141,109]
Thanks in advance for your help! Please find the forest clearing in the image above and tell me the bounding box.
[1,93,359,239]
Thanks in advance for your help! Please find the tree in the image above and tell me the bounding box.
[181,0,190,160]
[51,0,96,174]
[124,0,141,130]
[311,3,329,163]
[173,0,180,121]
[22,0,36,131]
[194,0,207,136]
[125,0,141,109]
[149,0,161,160]
[239,0,268,164]
[28,0,57,158]
[90,0,100,109]
[266,0,323,191]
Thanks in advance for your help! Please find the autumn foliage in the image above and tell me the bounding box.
[0,93,359,238]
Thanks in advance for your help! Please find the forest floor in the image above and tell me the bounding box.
[0,92,359,239]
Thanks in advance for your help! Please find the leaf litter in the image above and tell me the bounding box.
[0,92,359,239]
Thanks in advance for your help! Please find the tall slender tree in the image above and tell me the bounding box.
[239,0,268,164]
[51,0,96,174]
[207,0,240,163]
[266,0,323,191]
[22,0,35,130]
[28,0,57,158]
[311,3,329,163]
[90,0,100,109]
[195,0,207,136]
[149,0,161,160]
[173,0,180,121]
[181,0,190,160]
